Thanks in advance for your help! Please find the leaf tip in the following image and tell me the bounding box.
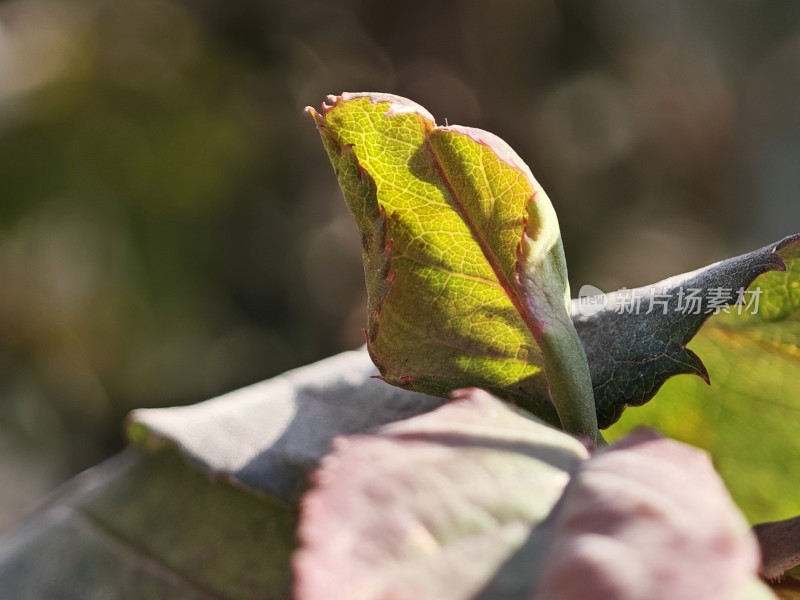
[775,231,800,253]
[769,252,787,274]
[305,104,327,126]
[767,232,800,270]
[316,91,436,123]
[305,95,343,126]
[682,347,711,385]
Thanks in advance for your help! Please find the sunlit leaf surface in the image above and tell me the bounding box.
[309,93,594,435]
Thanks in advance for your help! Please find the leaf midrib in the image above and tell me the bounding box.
[423,131,543,343]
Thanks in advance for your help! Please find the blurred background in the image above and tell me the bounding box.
[1,0,799,530]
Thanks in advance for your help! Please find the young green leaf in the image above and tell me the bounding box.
[309,93,596,440]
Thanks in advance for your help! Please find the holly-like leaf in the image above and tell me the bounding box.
[604,236,800,522]
[573,233,800,428]
[309,93,597,440]
[295,389,771,600]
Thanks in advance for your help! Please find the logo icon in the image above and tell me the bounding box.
[577,284,607,317]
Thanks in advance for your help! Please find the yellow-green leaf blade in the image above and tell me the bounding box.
[310,93,564,422]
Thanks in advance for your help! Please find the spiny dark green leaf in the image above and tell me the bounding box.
[573,233,800,428]
[603,234,800,522]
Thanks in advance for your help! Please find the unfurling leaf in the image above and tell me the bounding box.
[310,92,800,448]
[295,389,771,600]
[309,93,596,439]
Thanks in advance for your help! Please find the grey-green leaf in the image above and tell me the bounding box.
[0,350,443,598]
[127,349,444,503]
[0,448,296,600]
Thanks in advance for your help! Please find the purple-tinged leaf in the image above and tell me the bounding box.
[535,429,764,599]
[755,516,800,580]
[294,389,587,600]
[295,389,770,599]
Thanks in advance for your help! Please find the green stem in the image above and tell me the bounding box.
[540,317,599,443]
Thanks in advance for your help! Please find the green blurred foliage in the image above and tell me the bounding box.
[1,0,800,528]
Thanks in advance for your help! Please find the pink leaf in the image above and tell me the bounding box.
[295,391,767,599]
[535,429,762,599]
